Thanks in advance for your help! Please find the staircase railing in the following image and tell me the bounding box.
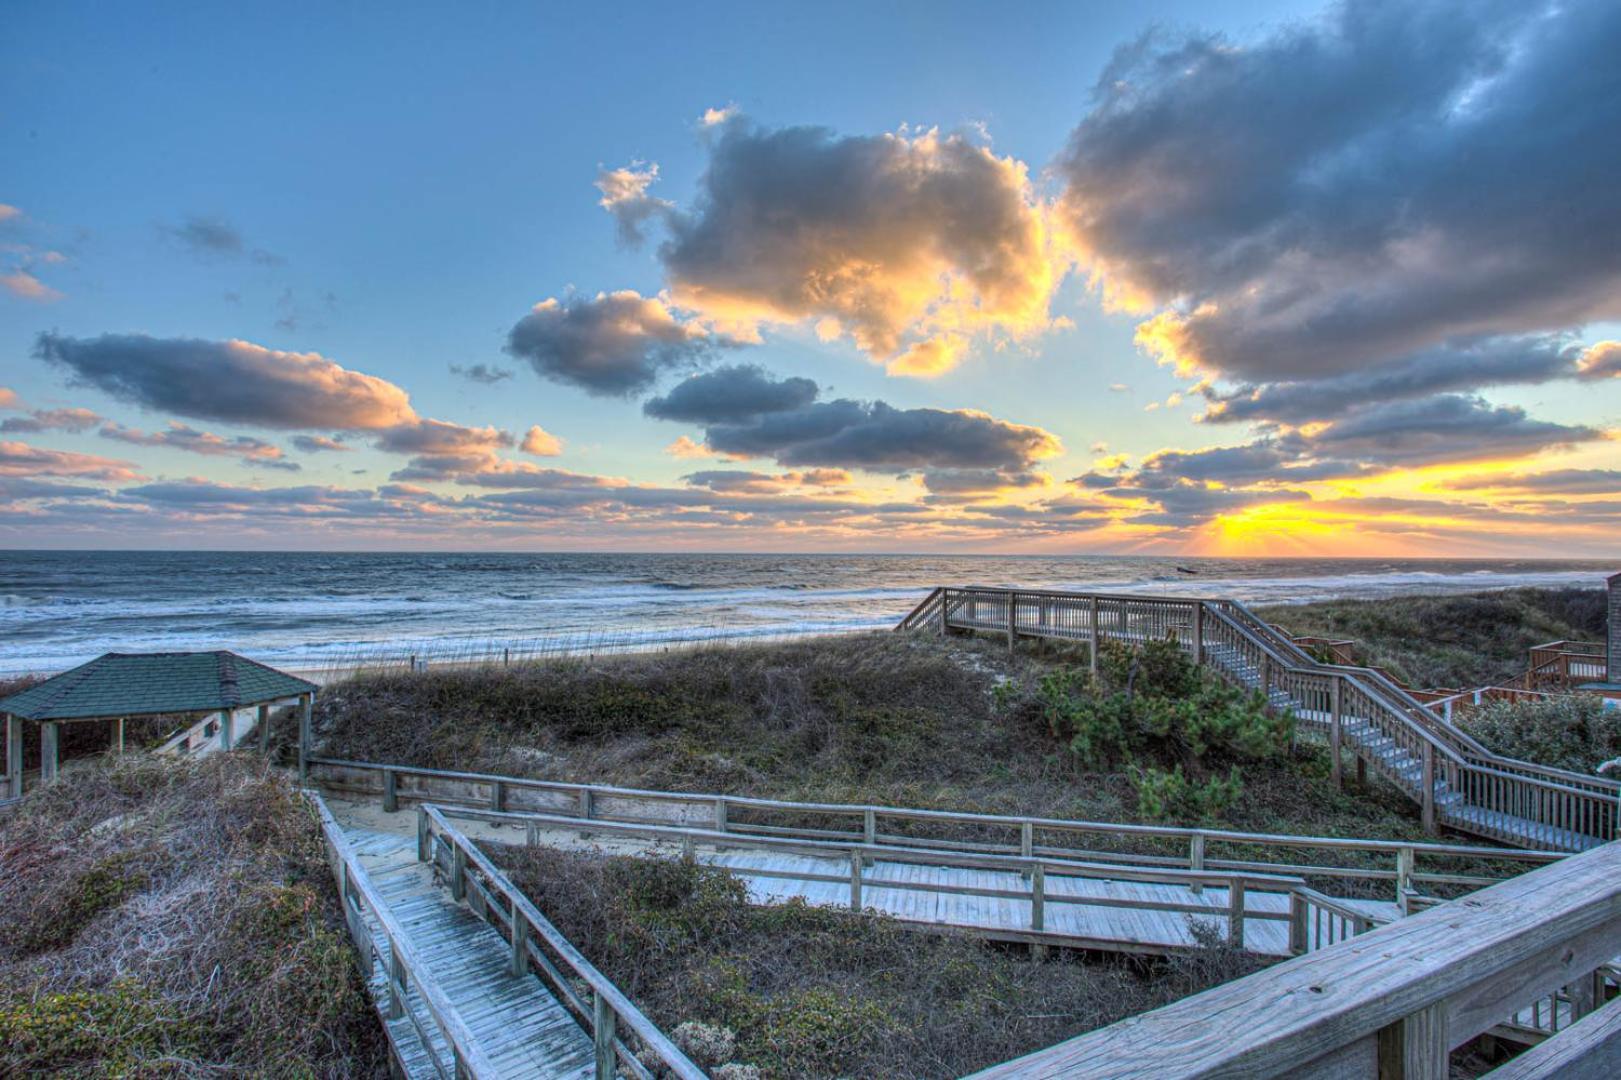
[900,586,1621,850]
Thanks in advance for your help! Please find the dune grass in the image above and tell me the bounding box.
[494,844,1265,1080]
[1256,586,1607,690]
[0,753,386,1078]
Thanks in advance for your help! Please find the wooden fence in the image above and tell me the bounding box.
[308,757,1560,910]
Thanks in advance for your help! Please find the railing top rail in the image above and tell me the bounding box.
[432,803,1312,890]
[420,806,707,1080]
[965,838,1621,1079]
[1292,885,1393,928]
[308,756,1565,861]
[307,793,502,1078]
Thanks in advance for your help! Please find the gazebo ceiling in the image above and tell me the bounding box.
[0,651,316,722]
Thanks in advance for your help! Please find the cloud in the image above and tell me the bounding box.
[1204,335,1597,425]
[682,468,852,494]
[0,204,20,223]
[0,407,102,433]
[596,162,675,245]
[100,421,297,469]
[1057,2,1621,385]
[505,291,727,397]
[291,434,350,453]
[0,440,142,480]
[643,364,817,424]
[36,333,419,431]
[520,425,563,457]
[615,117,1062,375]
[1295,395,1602,467]
[919,469,1052,496]
[450,363,514,384]
[0,388,18,409]
[649,366,1062,474]
[1442,469,1621,495]
[664,435,718,459]
[159,214,282,265]
[2,269,63,302]
[1579,341,1621,381]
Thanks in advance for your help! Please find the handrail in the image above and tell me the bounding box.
[306,792,502,1079]
[427,803,1306,949]
[307,756,1561,900]
[418,805,707,1080]
[965,837,1621,1079]
[917,585,1619,848]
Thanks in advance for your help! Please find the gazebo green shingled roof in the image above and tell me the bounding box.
[0,651,318,722]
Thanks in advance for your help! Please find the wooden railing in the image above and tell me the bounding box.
[308,792,502,1079]
[308,757,1560,906]
[964,836,1621,1079]
[899,586,1621,850]
[426,801,1309,950]
[417,805,706,1080]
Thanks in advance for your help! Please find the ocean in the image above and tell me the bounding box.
[0,550,1614,676]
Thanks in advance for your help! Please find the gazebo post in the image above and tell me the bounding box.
[40,721,59,783]
[297,692,313,781]
[111,717,125,755]
[219,708,233,751]
[258,703,271,753]
[5,714,20,797]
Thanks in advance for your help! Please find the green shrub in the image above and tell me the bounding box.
[1458,695,1621,773]
[0,980,208,1078]
[1130,765,1244,821]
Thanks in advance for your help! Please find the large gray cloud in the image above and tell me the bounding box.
[36,333,418,431]
[1443,469,1621,495]
[1059,1,1621,384]
[505,290,728,397]
[643,364,817,424]
[100,421,299,470]
[647,367,1062,474]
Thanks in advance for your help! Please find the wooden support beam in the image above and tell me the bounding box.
[1377,1002,1448,1080]
[1088,596,1100,677]
[297,693,313,781]
[40,721,59,782]
[257,703,271,753]
[5,714,21,798]
[1422,743,1437,835]
[1192,602,1205,666]
[219,708,233,751]
[1330,680,1344,790]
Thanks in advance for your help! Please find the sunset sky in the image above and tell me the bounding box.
[2,0,1618,555]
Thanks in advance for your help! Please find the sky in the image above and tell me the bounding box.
[2,0,1618,555]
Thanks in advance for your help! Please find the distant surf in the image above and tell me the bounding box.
[0,550,1612,676]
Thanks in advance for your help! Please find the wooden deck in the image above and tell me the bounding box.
[342,824,596,1079]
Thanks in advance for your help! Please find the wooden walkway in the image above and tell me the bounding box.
[342,823,596,1079]
[704,846,1400,957]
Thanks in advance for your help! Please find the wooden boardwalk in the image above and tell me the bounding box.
[343,824,596,1079]
[708,847,1397,956]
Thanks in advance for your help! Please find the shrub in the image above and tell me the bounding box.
[1130,765,1244,821]
[1458,695,1621,773]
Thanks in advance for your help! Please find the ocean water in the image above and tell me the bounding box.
[0,550,1614,675]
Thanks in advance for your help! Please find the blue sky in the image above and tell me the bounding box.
[2,1,1618,553]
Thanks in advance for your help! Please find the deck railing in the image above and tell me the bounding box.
[308,792,502,1080]
[416,805,706,1080]
[898,586,1621,850]
[963,836,1621,1079]
[308,757,1561,906]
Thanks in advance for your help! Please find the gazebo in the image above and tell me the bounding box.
[1,650,317,797]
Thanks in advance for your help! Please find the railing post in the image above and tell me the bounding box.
[1192,601,1205,665]
[1288,891,1308,955]
[1377,1003,1448,1080]
[297,693,312,782]
[849,849,863,911]
[1189,833,1206,896]
[490,779,504,812]
[1007,590,1018,652]
[1259,655,1271,698]
[1020,820,1034,881]
[452,844,467,903]
[593,991,617,1080]
[578,787,594,839]
[387,943,405,1019]
[508,896,527,976]
[1031,863,1045,931]
[383,768,398,813]
[714,796,728,833]
[1089,596,1100,677]
[1330,679,1344,790]
[1397,846,1415,911]
[1421,743,1437,835]
[416,805,430,862]
[1227,878,1246,947]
